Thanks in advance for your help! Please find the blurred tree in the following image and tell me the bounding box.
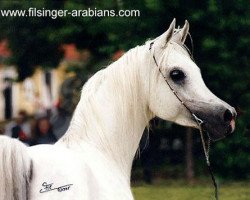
[186,128,194,183]
[0,0,174,80]
[186,0,250,179]
[0,1,64,80]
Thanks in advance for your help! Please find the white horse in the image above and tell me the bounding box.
[0,19,236,200]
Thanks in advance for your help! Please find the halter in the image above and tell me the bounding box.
[149,41,219,200]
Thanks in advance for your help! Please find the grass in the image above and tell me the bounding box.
[132,180,250,200]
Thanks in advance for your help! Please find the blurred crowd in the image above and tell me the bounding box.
[2,108,71,146]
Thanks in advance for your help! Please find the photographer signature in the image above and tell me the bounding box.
[39,182,73,193]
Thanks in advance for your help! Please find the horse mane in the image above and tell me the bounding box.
[57,35,194,175]
[59,45,151,156]
[59,38,192,143]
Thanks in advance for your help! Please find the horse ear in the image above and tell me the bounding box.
[172,20,189,44]
[155,18,176,48]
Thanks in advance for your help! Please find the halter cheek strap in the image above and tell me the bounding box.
[150,41,204,128]
[149,41,219,200]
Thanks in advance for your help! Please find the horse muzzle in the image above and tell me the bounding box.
[187,101,237,141]
[204,114,236,141]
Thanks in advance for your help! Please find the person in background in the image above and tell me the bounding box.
[32,116,57,145]
[5,110,32,145]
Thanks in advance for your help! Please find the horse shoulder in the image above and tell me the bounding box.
[27,145,88,200]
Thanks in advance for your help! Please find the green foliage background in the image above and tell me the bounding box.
[0,0,249,179]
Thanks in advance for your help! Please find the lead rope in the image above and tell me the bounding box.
[149,41,219,200]
[193,114,218,200]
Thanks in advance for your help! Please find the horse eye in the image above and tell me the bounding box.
[170,69,185,82]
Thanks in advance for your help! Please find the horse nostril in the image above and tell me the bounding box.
[223,109,233,122]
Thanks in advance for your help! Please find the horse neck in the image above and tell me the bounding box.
[59,45,153,179]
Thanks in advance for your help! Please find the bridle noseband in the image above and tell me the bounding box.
[149,41,219,200]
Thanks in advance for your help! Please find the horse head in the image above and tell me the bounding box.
[148,19,236,141]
